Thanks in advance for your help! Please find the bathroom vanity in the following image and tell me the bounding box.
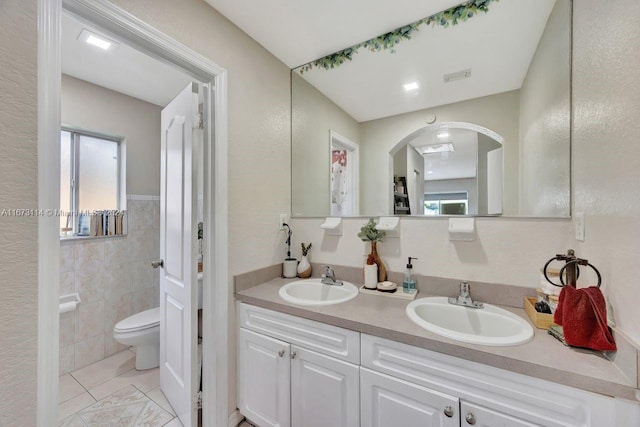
[235,278,639,427]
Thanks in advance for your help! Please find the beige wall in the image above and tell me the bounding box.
[571,0,640,345]
[291,73,360,217]
[359,90,520,216]
[61,74,162,196]
[0,1,38,425]
[519,0,571,217]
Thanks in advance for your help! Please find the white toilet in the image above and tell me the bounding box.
[113,307,160,370]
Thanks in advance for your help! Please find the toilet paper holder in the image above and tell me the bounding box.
[59,292,81,314]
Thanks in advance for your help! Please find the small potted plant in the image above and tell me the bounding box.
[297,242,312,278]
[358,218,387,281]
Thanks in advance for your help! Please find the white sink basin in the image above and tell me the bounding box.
[406,297,534,346]
[279,278,359,306]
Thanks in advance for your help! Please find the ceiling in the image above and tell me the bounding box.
[204,0,465,68]
[410,128,479,181]
[208,0,556,122]
[62,13,193,107]
[62,1,556,121]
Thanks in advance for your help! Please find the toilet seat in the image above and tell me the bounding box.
[114,307,160,333]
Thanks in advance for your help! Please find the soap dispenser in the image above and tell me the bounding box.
[403,257,418,294]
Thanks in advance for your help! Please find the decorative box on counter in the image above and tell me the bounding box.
[524,297,554,330]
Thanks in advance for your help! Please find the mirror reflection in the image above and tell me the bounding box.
[292,0,571,218]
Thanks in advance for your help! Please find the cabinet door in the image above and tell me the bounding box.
[361,367,459,427]
[291,346,359,427]
[460,402,541,427]
[238,328,290,427]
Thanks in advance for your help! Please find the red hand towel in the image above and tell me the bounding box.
[553,285,616,351]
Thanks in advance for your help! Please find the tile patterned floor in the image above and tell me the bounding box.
[59,349,182,426]
[59,386,173,426]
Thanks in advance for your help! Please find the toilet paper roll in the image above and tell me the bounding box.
[59,301,77,314]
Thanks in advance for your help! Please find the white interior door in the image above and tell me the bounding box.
[160,82,199,426]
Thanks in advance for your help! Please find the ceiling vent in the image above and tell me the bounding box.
[443,69,471,83]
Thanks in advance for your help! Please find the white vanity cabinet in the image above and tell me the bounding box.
[238,328,290,427]
[237,303,360,427]
[237,302,633,427]
[361,367,460,427]
[290,346,360,427]
[361,334,619,427]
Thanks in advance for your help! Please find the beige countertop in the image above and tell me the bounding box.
[236,277,638,401]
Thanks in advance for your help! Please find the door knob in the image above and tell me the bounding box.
[278,350,285,357]
[443,406,454,418]
[290,351,297,359]
[151,259,164,268]
[465,413,476,425]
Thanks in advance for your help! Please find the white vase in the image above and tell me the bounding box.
[297,255,311,278]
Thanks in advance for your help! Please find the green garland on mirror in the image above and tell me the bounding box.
[299,0,497,74]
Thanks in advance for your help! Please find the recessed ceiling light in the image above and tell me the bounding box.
[403,81,420,92]
[420,143,455,155]
[78,28,118,51]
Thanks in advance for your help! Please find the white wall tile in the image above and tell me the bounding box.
[74,335,105,370]
[74,240,104,272]
[60,271,75,296]
[104,335,128,358]
[130,259,155,292]
[104,293,131,334]
[60,311,75,347]
[75,301,105,342]
[59,195,161,372]
[59,344,75,376]
[60,243,76,273]
[104,263,131,300]
[131,288,158,314]
[104,237,130,267]
[75,267,106,303]
[129,229,158,262]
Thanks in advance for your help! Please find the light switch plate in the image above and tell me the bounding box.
[575,213,585,241]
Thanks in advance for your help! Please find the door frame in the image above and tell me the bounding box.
[37,1,229,426]
[329,130,359,216]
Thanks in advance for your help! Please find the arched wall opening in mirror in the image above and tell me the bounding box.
[390,122,504,216]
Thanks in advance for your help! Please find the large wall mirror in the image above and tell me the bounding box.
[292,0,571,218]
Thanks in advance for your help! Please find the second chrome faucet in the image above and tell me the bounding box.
[448,281,484,308]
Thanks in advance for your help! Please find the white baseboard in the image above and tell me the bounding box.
[228,409,244,427]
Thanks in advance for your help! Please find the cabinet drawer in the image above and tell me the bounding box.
[361,334,604,427]
[238,302,360,363]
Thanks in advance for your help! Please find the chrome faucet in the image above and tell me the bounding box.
[448,281,483,308]
[321,265,343,286]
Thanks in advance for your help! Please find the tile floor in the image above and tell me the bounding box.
[58,348,181,426]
